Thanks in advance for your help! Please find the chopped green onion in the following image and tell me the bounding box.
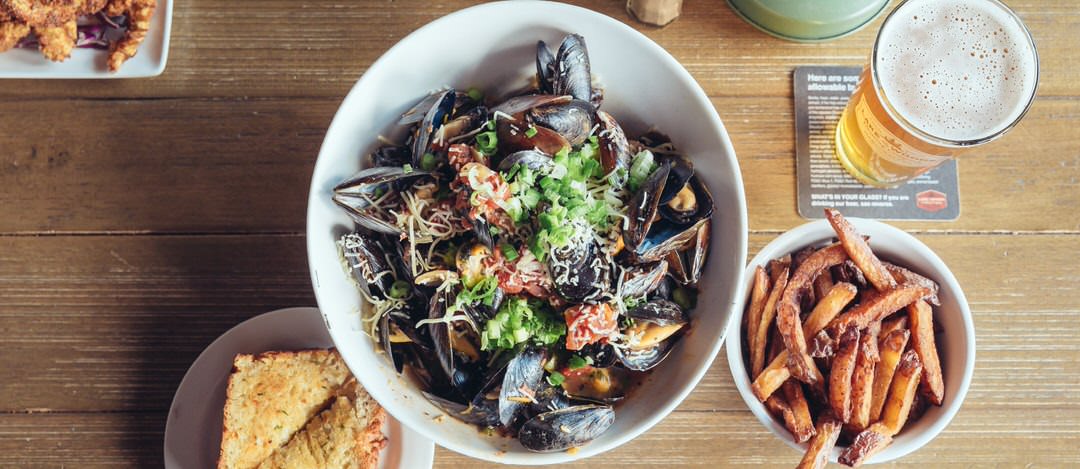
[500,243,519,261]
[547,371,565,387]
[489,225,499,236]
[476,131,498,154]
[629,150,657,192]
[467,87,484,101]
[389,280,411,299]
[568,355,588,370]
[525,126,538,138]
[420,152,438,171]
[402,164,413,173]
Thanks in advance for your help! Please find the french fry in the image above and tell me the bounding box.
[744,266,770,369]
[751,282,856,401]
[849,323,881,431]
[838,422,893,467]
[879,314,909,338]
[884,262,941,306]
[764,394,805,442]
[880,350,924,435]
[782,380,816,443]
[752,267,788,378]
[829,327,860,423]
[907,299,944,405]
[777,244,848,385]
[766,322,785,363]
[812,270,835,304]
[828,284,931,334]
[809,330,835,358]
[803,282,858,337]
[825,208,897,292]
[797,411,843,469]
[870,329,911,422]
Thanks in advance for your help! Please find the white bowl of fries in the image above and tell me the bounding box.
[726,210,975,467]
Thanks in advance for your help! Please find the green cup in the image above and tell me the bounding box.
[727,0,891,42]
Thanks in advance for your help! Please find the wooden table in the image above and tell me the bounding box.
[1,1,1077,467]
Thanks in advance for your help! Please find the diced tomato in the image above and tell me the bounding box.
[564,303,617,351]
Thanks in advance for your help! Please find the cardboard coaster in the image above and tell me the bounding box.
[794,66,960,220]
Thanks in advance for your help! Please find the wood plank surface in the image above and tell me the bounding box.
[1,97,1076,234]
[1,0,1078,467]
[0,1,1074,100]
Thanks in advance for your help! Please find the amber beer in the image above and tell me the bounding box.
[835,0,1039,187]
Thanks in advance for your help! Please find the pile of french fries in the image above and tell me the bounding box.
[743,209,945,468]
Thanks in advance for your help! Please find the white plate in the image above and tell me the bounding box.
[163,307,434,469]
[0,0,173,78]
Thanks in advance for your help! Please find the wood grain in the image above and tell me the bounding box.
[0,97,1076,234]
[0,0,1077,467]
[0,1,1074,100]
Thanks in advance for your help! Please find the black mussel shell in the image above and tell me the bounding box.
[619,260,669,299]
[398,89,451,126]
[614,339,674,371]
[423,391,501,427]
[527,99,594,147]
[553,34,592,103]
[627,299,688,326]
[411,88,455,167]
[548,225,610,304]
[630,217,709,264]
[492,94,571,119]
[499,346,549,428]
[536,40,556,94]
[656,153,694,205]
[371,144,411,167]
[659,174,714,225]
[339,233,395,300]
[496,117,570,157]
[497,149,556,175]
[518,404,615,453]
[596,110,630,188]
[624,161,672,250]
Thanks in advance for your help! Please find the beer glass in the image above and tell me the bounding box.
[834,0,1039,187]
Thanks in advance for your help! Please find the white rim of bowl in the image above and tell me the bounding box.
[306,0,748,464]
[725,219,975,464]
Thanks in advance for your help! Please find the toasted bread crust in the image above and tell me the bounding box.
[218,349,351,469]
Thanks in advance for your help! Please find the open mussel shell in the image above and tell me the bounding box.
[371,144,411,167]
[630,217,709,264]
[623,161,672,250]
[332,166,432,235]
[553,34,592,103]
[410,88,456,167]
[496,117,569,157]
[339,233,396,300]
[433,105,487,150]
[659,174,714,225]
[499,346,549,428]
[491,94,571,119]
[526,99,594,147]
[596,110,630,188]
[656,153,695,205]
[427,288,485,400]
[398,89,452,126]
[666,221,710,286]
[423,391,501,427]
[497,149,556,175]
[614,340,674,371]
[627,298,688,327]
[536,41,556,94]
[619,260,668,299]
[518,404,615,453]
[560,366,629,404]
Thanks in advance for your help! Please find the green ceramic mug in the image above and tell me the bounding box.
[727,0,891,42]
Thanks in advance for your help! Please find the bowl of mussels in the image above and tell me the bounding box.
[306,1,748,464]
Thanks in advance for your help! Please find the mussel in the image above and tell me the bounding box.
[548,221,610,304]
[616,299,688,371]
[332,166,432,235]
[518,404,615,453]
[619,260,669,299]
[339,233,395,300]
[371,144,411,167]
[659,174,714,225]
[427,288,484,400]
[410,88,456,167]
[492,94,570,119]
[526,99,594,147]
[560,366,630,403]
[496,117,570,157]
[622,159,714,263]
[536,40,556,94]
[497,149,557,175]
[499,347,549,428]
[596,110,631,188]
[553,34,592,103]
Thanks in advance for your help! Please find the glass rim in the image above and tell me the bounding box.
[870,0,1040,148]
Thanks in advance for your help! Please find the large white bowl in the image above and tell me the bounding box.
[726,218,975,464]
[306,1,747,464]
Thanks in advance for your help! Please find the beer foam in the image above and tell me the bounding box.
[875,0,1038,142]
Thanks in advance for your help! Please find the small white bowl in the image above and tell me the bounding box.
[306,1,748,465]
[726,218,975,464]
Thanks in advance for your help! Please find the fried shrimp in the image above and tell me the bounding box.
[33,16,74,61]
[1,0,79,27]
